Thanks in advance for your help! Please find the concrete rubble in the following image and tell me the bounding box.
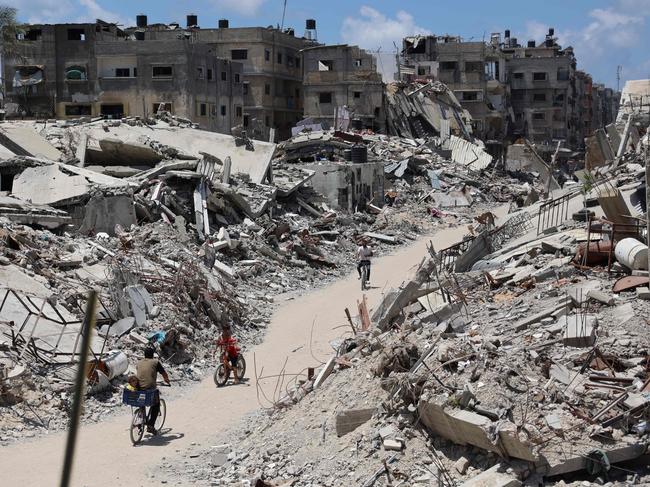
[1,78,649,487]
[155,105,650,486]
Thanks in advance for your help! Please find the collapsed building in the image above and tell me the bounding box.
[398,29,620,152]
[0,35,647,484]
[163,104,650,486]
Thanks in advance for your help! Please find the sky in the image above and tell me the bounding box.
[6,0,650,89]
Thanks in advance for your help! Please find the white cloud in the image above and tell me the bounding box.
[341,6,431,81]
[5,0,75,24]
[210,0,268,16]
[521,0,649,85]
[7,0,129,25]
[76,0,131,26]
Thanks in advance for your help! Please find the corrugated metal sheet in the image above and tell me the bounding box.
[445,135,492,171]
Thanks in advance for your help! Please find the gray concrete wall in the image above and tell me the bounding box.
[5,23,244,135]
[302,161,384,210]
[302,45,384,131]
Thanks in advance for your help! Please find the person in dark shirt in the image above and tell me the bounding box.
[136,347,170,434]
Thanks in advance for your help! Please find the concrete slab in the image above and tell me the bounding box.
[80,124,276,184]
[459,464,521,487]
[78,192,137,236]
[125,285,154,326]
[0,126,62,160]
[12,162,128,206]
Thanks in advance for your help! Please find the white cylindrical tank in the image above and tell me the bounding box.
[615,238,649,270]
[102,350,128,380]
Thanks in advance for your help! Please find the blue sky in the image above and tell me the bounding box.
[8,0,650,89]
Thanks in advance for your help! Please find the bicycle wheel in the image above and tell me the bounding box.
[130,408,145,445]
[154,398,166,431]
[214,364,228,387]
[236,356,246,380]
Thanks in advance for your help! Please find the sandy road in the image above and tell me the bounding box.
[0,222,476,487]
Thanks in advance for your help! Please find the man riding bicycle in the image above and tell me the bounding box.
[356,240,373,284]
[136,347,170,435]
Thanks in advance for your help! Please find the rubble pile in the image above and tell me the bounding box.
[163,213,650,486]
[0,114,540,442]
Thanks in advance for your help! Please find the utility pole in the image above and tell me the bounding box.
[616,65,622,93]
[646,134,649,267]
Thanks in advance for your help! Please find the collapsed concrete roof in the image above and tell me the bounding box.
[0,125,62,160]
[72,122,277,184]
[9,158,130,207]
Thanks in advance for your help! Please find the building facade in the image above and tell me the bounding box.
[5,20,244,135]
[399,35,509,140]
[501,30,579,148]
[137,16,317,141]
[301,44,384,132]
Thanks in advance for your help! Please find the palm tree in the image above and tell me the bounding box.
[0,6,23,61]
[0,6,24,108]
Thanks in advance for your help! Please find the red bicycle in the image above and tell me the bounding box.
[213,344,246,387]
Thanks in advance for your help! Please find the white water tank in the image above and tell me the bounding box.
[615,238,649,270]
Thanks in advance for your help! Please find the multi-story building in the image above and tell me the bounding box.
[5,19,244,134]
[301,44,384,132]
[137,16,318,140]
[399,34,509,140]
[501,29,580,148]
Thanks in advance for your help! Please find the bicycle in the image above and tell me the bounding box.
[213,345,246,387]
[360,260,371,291]
[122,384,168,445]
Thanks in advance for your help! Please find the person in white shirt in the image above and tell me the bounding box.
[356,242,373,282]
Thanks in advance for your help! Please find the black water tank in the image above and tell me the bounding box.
[546,38,554,47]
[134,31,145,41]
[511,37,517,47]
[505,29,510,38]
[306,19,316,30]
[187,14,198,27]
[343,149,352,162]
[528,40,536,48]
[351,144,367,164]
[549,27,555,36]
[136,14,147,28]
[218,18,229,28]
[285,28,294,36]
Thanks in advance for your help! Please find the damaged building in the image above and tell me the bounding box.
[301,44,385,132]
[400,35,510,140]
[131,16,318,141]
[4,19,244,134]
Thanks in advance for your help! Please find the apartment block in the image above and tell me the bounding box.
[5,19,244,135]
[400,35,509,140]
[501,29,580,148]
[302,44,384,131]
[138,16,317,141]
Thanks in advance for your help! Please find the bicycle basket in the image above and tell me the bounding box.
[122,389,156,407]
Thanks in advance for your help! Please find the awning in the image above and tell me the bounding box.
[13,65,44,88]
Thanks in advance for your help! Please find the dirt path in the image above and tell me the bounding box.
[0,222,481,487]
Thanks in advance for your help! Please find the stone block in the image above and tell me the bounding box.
[586,289,614,306]
[383,439,403,451]
[560,314,597,347]
[455,456,470,474]
[335,408,376,437]
[210,444,231,467]
[636,287,650,300]
[460,464,521,487]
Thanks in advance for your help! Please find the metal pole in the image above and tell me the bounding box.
[646,140,650,256]
[59,290,98,487]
